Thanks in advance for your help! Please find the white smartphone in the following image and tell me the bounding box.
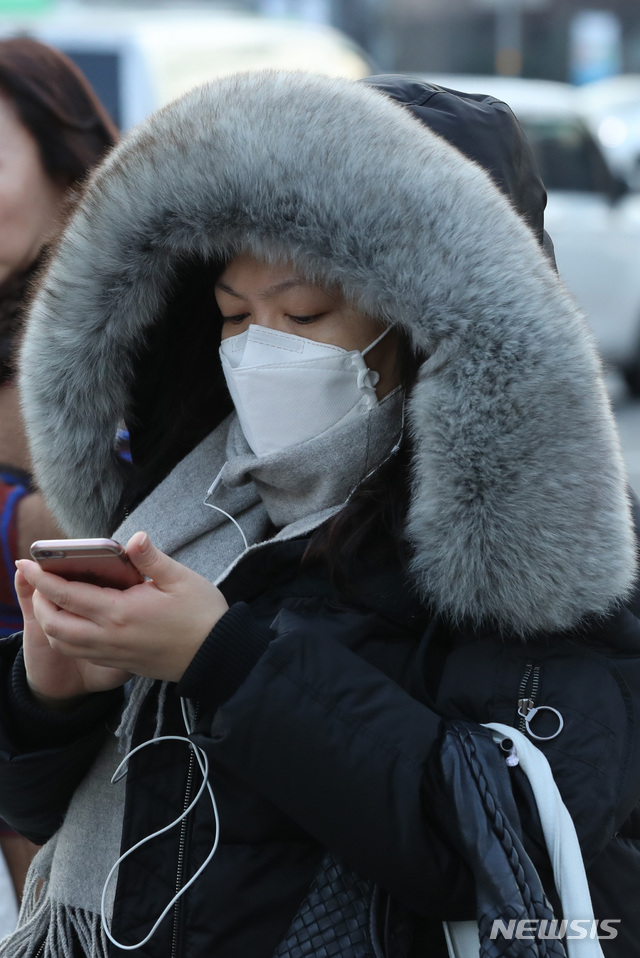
[29,538,144,590]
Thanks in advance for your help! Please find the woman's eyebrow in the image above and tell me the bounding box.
[214,280,243,298]
[261,279,309,298]
[215,278,311,300]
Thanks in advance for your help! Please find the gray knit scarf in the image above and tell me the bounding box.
[1,389,403,958]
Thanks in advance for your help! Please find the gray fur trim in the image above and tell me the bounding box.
[18,71,637,633]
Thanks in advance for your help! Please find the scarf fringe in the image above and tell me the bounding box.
[0,861,108,958]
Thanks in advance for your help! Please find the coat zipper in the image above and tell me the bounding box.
[517,661,540,732]
[171,707,200,958]
[517,662,564,741]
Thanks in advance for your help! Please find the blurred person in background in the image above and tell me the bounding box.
[0,36,117,911]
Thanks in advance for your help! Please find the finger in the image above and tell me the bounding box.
[32,590,104,653]
[16,558,69,599]
[17,559,124,621]
[15,558,41,584]
[14,568,36,620]
[125,532,185,589]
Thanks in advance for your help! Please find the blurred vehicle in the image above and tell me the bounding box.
[576,75,640,192]
[417,74,640,394]
[0,5,371,130]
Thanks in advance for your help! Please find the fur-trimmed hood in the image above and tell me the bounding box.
[19,70,636,635]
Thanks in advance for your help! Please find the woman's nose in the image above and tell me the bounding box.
[251,311,286,332]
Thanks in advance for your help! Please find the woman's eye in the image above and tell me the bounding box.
[222,314,249,324]
[287,313,324,325]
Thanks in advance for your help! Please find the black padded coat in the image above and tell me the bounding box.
[2,522,640,958]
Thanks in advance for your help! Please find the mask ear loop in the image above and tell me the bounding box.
[360,323,393,357]
[101,698,220,951]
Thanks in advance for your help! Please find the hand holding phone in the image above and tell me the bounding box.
[15,553,135,711]
[18,532,230,694]
[30,538,144,590]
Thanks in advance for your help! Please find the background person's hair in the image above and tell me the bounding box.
[0,37,118,385]
[0,36,118,185]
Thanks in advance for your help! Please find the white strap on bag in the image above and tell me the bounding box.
[442,723,605,958]
[443,920,480,957]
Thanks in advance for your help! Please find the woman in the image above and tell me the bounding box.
[0,71,638,957]
[0,37,117,908]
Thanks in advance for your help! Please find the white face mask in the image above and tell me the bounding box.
[219,324,391,456]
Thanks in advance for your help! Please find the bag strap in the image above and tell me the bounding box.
[442,921,479,957]
[443,723,605,958]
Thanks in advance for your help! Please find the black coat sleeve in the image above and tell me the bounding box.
[185,606,475,919]
[0,633,124,844]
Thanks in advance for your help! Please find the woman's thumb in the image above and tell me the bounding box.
[125,532,178,585]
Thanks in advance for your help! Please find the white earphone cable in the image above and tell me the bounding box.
[101,698,220,951]
[203,500,249,550]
